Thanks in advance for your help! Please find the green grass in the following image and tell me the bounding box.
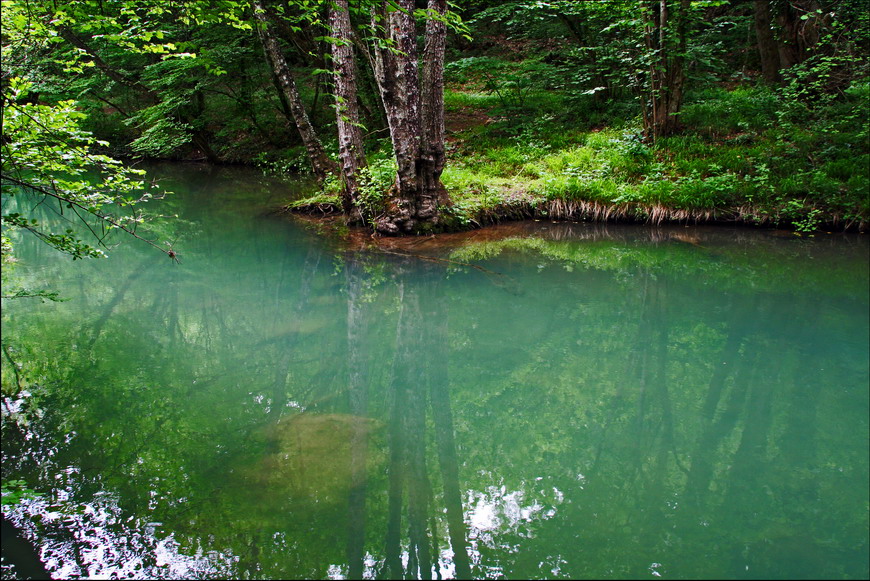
[444,90,501,111]
[288,73,867,233]
[437,83,869,231]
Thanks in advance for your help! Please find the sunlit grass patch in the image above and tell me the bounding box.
[444,90,501,111]
[441,84,868,231]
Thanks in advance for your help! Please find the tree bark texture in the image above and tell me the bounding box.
[775,0,822,69]
[419,0,450,221]
[641,0,689,141]
[369,0,450,234]
[330,0,368,221]
[252,0,337,183]
[753,0,824,85]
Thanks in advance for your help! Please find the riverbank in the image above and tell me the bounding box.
[285,84,868,235]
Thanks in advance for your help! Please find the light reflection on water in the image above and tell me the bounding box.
[2,163,869,580]
[6,475,236,579]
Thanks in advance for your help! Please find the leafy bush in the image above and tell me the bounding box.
[445,56,562,110]
[354,157,397,223]
[680,87,778,136]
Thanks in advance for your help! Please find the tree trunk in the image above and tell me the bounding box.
[252,0,337,183]
[776,1,802,69]
[775,0,822,69]
[370,0,422,233]
[330,0,368,221]
[641,0,689,141]
[369,0,450,234]
[754,0,782,83]
[419,0,451,221]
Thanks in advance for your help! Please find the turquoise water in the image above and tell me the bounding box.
[2,163,868,580]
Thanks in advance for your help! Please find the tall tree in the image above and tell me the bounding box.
[368,0,451,234]
[641,0,691,140]
[774,0,822,68]
[252,0,337,183]
[755,0,783,83]
[329,0,368,220]
[420,0,449,223]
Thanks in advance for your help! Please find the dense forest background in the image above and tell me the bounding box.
[2,0,868,246]
[2,3,869,578]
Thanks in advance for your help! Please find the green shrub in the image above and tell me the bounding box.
[680,86,778,135]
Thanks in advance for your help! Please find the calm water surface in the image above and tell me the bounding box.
[2,163,868,580]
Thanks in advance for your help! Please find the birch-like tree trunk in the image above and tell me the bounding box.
[252,0,336,183]
[330,0,368,221]
[419,0,450,221]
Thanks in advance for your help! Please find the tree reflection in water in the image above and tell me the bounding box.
[345,253,471,579]
[2,202,867,580]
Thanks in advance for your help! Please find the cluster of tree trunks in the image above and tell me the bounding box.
[52,0,837,230]
[332,0,450,234]
[641,0,828,140]
[252,0,337,183]
[256,0,450,233]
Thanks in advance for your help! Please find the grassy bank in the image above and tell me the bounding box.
[290,81,868,234]
[441,80,868,233]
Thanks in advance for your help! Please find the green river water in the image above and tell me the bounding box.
[2,163,868,580]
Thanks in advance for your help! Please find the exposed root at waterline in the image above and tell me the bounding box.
[280,201,342,216]
[281,196,867,233]
[469,198,865,232]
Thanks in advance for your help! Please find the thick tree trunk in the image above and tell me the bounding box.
[776,1,802,69]
[372,0,422,233]
[370,0,450,234]
[252,0,337,183]
[330,0,368,221]
[775,0,821,69]
[754,0,782,83]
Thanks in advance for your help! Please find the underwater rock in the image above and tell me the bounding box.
[246,413,385,504]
